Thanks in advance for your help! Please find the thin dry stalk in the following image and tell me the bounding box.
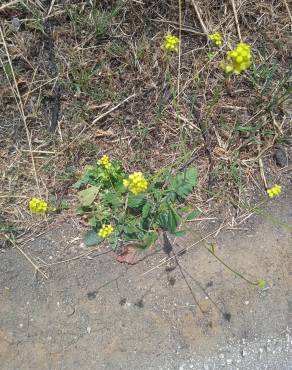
[231,0,242,40]
[177,0,182,103]
[38,246,104,268]
[0,26,41,197]
[39,93,136,171]
[92,93,136,125]
[190,0,208,34]
[0,0,19,11]
[257,140,268,188]
[283,0,292,26]
[47,0,56,16]
[4,234,48,279]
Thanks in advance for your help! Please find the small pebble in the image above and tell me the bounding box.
[273,148,287,168]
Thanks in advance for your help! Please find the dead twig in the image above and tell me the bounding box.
[0,26,41,197]
[231,0,242,41]
[4,234,48,279]
[283,0,292,27]
[0,0,19,11]
[190,0,208,34]
[92,93,136,124]
[38,247,109,268]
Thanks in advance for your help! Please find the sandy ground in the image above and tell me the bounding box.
[0,187,291,370]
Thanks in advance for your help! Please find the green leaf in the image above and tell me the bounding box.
[152,188,163,202]
[173,230,186,237]
[128,194,145,208]
[142,202,151,218]
[79,186,99,207]
[157,213,168,230]
[186,210,201,221]
[109,231,119,251]
[143,232,158,248]
[103,192,122,209]
[73,176,89,189]
[72,166,95,189]
[165,191,177,202]
[169,167,198,199]
[124,224,139,234]
[88,217,98,227]
[84,230,102,246]
[185,167,198,186]
[167,208,181,234]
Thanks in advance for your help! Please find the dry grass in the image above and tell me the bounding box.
[0,0,291,246]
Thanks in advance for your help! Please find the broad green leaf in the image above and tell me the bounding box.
[142,203,151,218]
[167,208,181,234]
[124,224,139,234]
[128,194,145,208]
[186,210,201,221]
[84,230,102,246]
[73,174,90,189]
[153,188,163,202]
[169,167,198,199]
[143,232,158,248]
[109,231,119,251]
[88,217,98,227]
[173,230,186,237]
[185,167,198,186]
[79,186,99,207]
[103,192,122,209]
[165,191,177,202]
[157,213,168,230]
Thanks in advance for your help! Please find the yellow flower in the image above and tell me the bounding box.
[29,198,48,214]
[267,184,282,198]
[123,172,148,195]
[221,42,251,74]
[97,155,112,169]
[210,32,222,46]
[98,224,113,238]
[162,35,180,52]
[258,279,266,289]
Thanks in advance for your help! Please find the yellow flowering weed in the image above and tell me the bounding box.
[220,42,251,75]
[162,34,180,52]
[210,32,222,46]
[123,172,148,195]
[97,155,112,169]
[98,224,114,238]
[267,184,282,198]
[29,198,48,214]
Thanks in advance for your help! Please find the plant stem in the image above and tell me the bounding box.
[205,243,258,286]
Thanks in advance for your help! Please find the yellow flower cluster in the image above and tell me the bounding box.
[162,35,180,52]
[220,43,251,74]
[97,155,112,169]
[257,279,266,289]
[98,224,113,238]
[267,184,282,198]
[210,32,222,46]
[29,198,48,214]
[123,172,148,195]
